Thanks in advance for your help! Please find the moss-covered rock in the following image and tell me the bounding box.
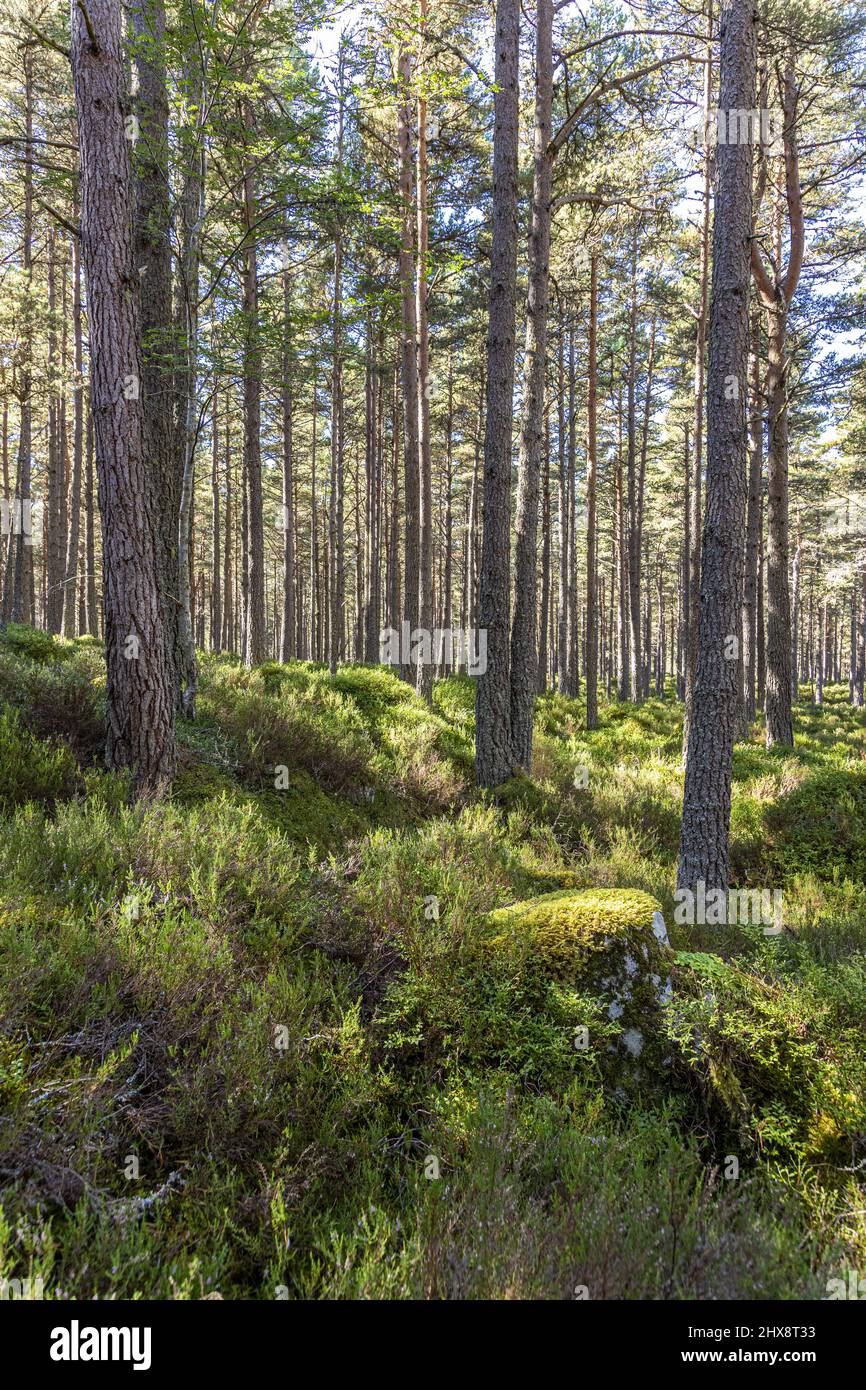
[481,888,673,1079]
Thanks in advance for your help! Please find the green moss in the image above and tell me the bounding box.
[483,887,663,974]
[479,888,672,1083]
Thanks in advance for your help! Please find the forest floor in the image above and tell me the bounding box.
[1,622,864,1299]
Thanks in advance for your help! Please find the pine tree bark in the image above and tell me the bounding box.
[585,251,600,729]
[70,0,175,795]
[682,9,713,753]
[510,0,553,769]
[415,0,434,700]
[46,230,67,633]
[131,0,180,700]
[678,0,756,894]
[174,50,205,709]
[62,218,84,637]
[7,47,33,625]
[242,140,266,667]
[211,402,221,652]
[396,48,419,679]
[476,0,519,787]
[281,264,296,661]
[752,58,803,747]
[741,310,762,722]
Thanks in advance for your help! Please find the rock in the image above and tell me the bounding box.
[481,887,674,1079]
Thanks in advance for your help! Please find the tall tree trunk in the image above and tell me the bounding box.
[752,58,803,747]
[281,262,295,661]
[71,0,175,795]
[174,45,206,710]
[741,309,762,723]
[678,0,755,894]
[132,0,180,694]
[476,0,519,787]
[8,48,33,625]
[790,517,802,700]
[556,325,569,689]
[510,0,553,770]
[62,216,84,637]
[626,233,641,702]
[415,0,434,700]
[682,8,714,754]
[46,229,67,633]
[329,59,345,676]
[396,48,419,678]
[211,402,221,652]
[585,251,599,729]
[537,410,550,693]
[242,137,265,667]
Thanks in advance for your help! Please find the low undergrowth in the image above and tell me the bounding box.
[0,626,863,1298]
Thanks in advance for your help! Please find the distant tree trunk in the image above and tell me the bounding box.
[84,407,98,634]
[556,325,569,690]
[757,488,766,709]
[281,263,295,661]
[7,47,33,625]
[626,233,641,703]
[741,310,762,723]
[510,0,553,770]
[678,0,755,894]
[682,9,713,754]
[859,562,866,706]
[752,57,803,747]
[415,0,434,700]
[815,588,825,706]
[441,352,454,674]
[791,520,802,700]
[636,311,656,699]
[537,412,550,693]
[397,48,419,678]
[222,393,233,651]
[585,251,599,729]
[363,318,382,663]
[211,402,221,652]
[46,229,67,633]
[174,50,206,710]
[242,132,266,668]
[71,0,175,795]
[565,325,579,697]
[616,397,629,699]
[62,217,84,637]
[329,227,344,674]
[476,0,519,787]
[309,365,319,660]
[679,423,689,700]
[387,363,401,640]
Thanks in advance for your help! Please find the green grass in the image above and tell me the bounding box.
[0,626,863,1299]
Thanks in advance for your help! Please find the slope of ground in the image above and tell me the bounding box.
[0,625,863,1298]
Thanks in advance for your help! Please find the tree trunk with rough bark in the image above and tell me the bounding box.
[585,251,599,729]
[71,0,175,796]
[476,0,519,787]
[678,0,755,895]
[510,0,553,770]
